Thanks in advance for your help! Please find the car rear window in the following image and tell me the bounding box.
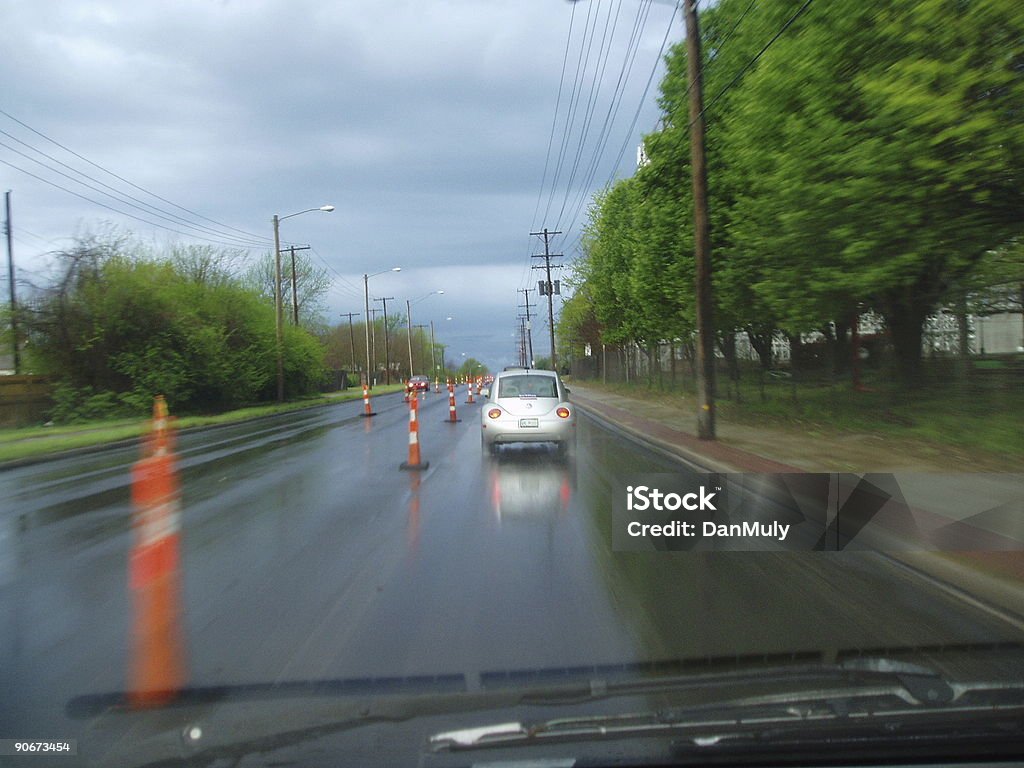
[498,375,558,398]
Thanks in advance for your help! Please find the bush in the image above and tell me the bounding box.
[26,239,327,413]
[48,383,148,424]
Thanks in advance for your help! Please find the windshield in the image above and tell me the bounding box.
[497,375,559,399]
[2,1,1023,767]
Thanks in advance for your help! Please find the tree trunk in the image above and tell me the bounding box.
[719,331,739,400]
[886,301,928,388]
[821,323,836,386]
[789,333,802,403]
[746,326,774,371]
[670,341,677,389]
[832,319,849,377]
[955,288,970,383]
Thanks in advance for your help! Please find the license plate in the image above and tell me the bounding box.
[519,418,539,428]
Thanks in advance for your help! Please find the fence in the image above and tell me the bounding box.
[0,375,54,428]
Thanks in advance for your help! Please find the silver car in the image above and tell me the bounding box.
[480,369,576,455]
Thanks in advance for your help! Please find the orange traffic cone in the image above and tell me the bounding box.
[400,390,429,471]
[128,396,186,708]
[465,380,475,404]
[445,379,460,423]
[434,377,440,393]
[361,379,376,418]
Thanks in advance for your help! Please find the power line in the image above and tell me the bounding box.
[527,0,657,297]
[0,137,270,248]
[554,0,627,227]
[308,246,363,300]
[0,107,273,244]
[531,0,580,236]
[706,0,760,66]
[543,0,603,225]
[560,0,680,255]
[0,156,267,250]
[690,0,815,130]
[555,0,660,239]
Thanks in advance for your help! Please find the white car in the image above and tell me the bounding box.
[480,369,576,456]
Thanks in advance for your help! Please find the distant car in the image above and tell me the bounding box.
[408,375,430,392]
[480,369,575,456]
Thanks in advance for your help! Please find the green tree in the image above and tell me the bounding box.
[456,357,487,378]
[719,0,1024,383]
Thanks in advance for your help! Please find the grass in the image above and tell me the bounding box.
[583,369,1024,461]
[0,384,407,464]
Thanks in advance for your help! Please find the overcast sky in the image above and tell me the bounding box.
[1,0,680,371]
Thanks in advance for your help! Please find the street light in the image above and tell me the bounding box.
[406,290,444,377]
[272,205,334,402]
[363,267,401,387]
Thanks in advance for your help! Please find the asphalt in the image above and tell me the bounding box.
[3,385,1023,766]
[568,382,1024,623]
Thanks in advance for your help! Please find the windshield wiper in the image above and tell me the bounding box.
[70,646,1024,766]
[429,671,1024,754]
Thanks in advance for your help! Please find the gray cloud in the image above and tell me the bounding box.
[2,0,676,371]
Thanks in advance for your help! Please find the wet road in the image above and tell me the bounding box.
[2,390,1023,762]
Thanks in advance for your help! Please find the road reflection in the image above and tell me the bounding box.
[407,470,421,553]
[485,445,575,523]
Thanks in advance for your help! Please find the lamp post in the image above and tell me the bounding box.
[272,205,334,402]
[406,290,444,377]
[362,267,401,387]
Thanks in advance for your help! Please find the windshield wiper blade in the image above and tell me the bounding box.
[429,678,1024,753]
[499,654,958,709]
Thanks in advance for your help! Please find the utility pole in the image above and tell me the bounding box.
[340,312,360,371]
[683,0,716,439]
[530,228,562,370]
[374,297,394,384]
[285,245,310,325]
[368,307,380,381]
[4,191,19,374]
[517,317,528,367]
[414,324,429,376]
[363,275,371,385]
[272,215,284,401]
[518,287,536,367]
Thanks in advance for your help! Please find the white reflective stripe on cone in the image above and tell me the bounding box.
[137,501,181,547]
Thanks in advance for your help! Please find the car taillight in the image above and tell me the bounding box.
[488,408,502,419]
[556,407,570,419]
